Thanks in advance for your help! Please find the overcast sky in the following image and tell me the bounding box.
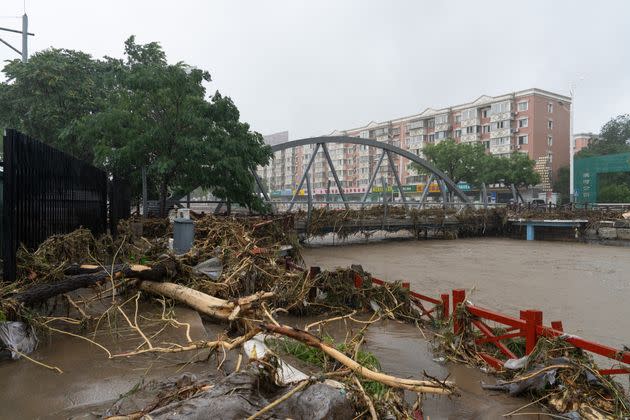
[2,0,629,138]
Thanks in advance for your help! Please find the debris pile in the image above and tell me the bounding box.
[0,215,452,418]
[1,214,628,418]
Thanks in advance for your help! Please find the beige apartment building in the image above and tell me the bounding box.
[260,88,571,196]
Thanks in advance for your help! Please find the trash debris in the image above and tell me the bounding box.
[0,321,38,360]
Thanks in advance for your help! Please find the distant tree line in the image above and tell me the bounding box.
[0,36,272,215]
[411,139,540,203]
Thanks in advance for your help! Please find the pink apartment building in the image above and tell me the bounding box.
[260,88,571,195]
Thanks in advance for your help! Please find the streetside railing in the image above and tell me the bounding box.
[277,257,629,376]
[349,267,629,376]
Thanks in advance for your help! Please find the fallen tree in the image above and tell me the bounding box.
[261,323,454,395]
[9,261,176,306]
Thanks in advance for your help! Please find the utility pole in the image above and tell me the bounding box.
[0,14,34,63]
[568,77,584,204]
[22,14,28,63]
[569,84,575,203]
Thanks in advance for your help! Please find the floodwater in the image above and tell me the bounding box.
[303,237,630,354]
[2,237,627,419]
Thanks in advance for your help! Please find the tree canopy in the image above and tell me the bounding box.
[576,114,630,158]
[411,139,540,190]
[0,36,272,214]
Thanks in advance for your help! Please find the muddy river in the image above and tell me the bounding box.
[1,237,628,419]
[303,237,630,351]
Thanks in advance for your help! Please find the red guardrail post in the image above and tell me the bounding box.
[521,309,543,354]
[452,289,466,334]
[353,272,363,288]
[441,293,450,320]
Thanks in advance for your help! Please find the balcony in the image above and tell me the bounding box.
[409,128,425,136]
[490,112,514,123]
[461,133,480,143]
[490,128,510,139]
[490,144,512,155]
[435,123,451,132]
[460,118,480,128]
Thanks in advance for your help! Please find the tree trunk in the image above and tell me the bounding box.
[10,262,176,306]
[159,178,169,218]
[138,281,274,321]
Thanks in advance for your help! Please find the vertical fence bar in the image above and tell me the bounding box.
[441,293,450,320]
[520,309,543,354]
[452,289,466,334]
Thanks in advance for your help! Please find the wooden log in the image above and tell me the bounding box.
[10,262,175,306]
[261,323,454,395]
[138,281,274,321]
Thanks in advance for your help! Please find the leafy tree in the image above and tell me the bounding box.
[553,166,570,204]
[1,37,272,215]
[599,184,630,203]
[576,114,630,158]
[502,152,541,188]
[0,49,111,161]
[412,139,485,185]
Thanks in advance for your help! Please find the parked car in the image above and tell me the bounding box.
[530,199,546,207]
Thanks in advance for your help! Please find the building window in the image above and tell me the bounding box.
[490,101,511,115]
[454,114,461,124]
[481,109,489,118]
[462,108,477,121]
[455,129,462,137]
[484,141,490,149]
[408,120,424,130]
[427,119,435,128]
[548,120,553,129]
[547,136,553,146]
[547,103,553,113]
[518,135,528,145]
[492,120,509,130]
[435,114,448,125]
[483,124,490,133]
[465,126,479,134]
[428,134,435,142]
[517,101,528,112]
[518,118,528,128]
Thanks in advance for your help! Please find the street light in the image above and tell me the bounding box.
[569,76,584,204]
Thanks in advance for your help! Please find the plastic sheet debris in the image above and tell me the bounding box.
[193,257,223,280]
[504,355,528,370]
[244,333,309,385]
[0,321,38,360]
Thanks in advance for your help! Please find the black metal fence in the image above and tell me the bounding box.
[2,129,129,281]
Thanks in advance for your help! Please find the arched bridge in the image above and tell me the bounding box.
[253,136,471,211]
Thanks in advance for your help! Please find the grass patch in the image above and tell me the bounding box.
[267,337,390,398]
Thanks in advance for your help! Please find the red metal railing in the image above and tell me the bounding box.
[452,288,630,375]
[289,261,629,376]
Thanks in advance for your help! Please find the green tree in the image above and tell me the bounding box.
[503,152,541,188]
[413,139,485,185]
[75,36,271,215]
[598,184,630,203]
[0,49,111,161]
[1,37,272,215]
[553,166,570,204]
[576,114,630,158]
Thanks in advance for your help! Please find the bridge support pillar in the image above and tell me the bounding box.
[526,224,535,241]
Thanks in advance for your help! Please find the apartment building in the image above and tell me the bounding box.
[259,88,571,196]
[573,132,598,155]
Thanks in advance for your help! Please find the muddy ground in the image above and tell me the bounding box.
[0,305,544,419]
